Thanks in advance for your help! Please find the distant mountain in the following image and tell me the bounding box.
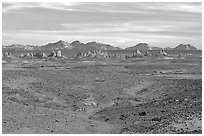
[85,41,119,50]
[125,43,162,50]
[5,41,197,51]
[3,44,37,50]
[3,44,25,49]
[37,40,120,51]
[70,40,85,47]
[124,43,198,51]
[24,45,38,50]
[40,40,73,50]
[70,40,120,51]
[3,40,120,51]
[125,43,151,50]
[173,44,197,50]
[164,47,174,50]
[70,40,86,50]
[115,47,123,50]
[151,46,163,50]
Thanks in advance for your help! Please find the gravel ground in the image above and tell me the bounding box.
[2,57,202,134]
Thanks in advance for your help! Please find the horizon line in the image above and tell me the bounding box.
[2,39,201,50]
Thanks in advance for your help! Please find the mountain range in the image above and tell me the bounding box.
[40,40,73,50]
[173,44,197,50]
[2,44,38,50]
[124,43,163,50]
[70,40,121,51]
[3,40,198,51]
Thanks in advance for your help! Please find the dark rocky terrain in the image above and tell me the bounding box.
[2,44,202,134]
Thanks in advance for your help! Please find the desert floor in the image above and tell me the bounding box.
[2,56,202,134]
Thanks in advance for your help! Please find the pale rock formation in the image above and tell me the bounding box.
[56,50,62,58]
[135,49,142,55]
[162,50,168,56]
[2,60,7,64]
[26,52,33,57]
[42,52,47,58]
[4,51,12,57]
[144,51,151,56]
[132,49,143,58]
[48,51,56,58]
[34,52,43,58]
[159,50,168,56]
[19,53,26,58]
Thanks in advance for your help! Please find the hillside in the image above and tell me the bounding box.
[85,41,119,50]
[44,40,120,51]
[125,43,162,50]
[3,40,120,51]
[40,40,73,50]
[174,44,197,50]
[3,41,198,51]
[3,44,38,50]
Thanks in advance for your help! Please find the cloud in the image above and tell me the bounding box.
[60,21,201,37]
[61,22,173,33]
[3,2,201,14]
[3,3,37,13]
[2,2,78,13]
[138,2,202,13]
[2,2,202,49]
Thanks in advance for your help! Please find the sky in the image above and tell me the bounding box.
[2,2,202,49]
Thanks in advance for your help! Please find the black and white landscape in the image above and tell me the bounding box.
[2,2,202,134]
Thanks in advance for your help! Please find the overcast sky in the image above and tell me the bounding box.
[2,2,202,49]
